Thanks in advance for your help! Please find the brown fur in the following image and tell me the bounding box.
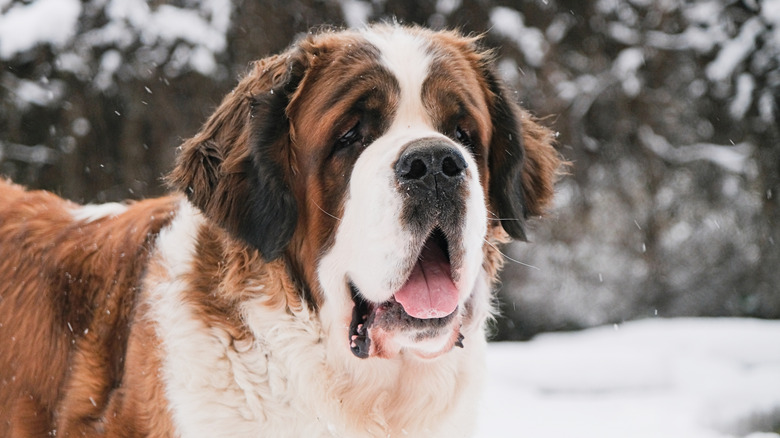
[0,180,177,436]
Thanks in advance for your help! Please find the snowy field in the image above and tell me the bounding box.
[478,318,780,438]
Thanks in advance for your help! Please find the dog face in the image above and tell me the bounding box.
[169,25,559,360]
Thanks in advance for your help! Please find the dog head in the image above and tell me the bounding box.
[169,25,560,360]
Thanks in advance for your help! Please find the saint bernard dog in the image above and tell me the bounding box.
[0,25,560,437]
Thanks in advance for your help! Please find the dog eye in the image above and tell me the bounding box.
[333,121,363,156]
[454,126,474,149]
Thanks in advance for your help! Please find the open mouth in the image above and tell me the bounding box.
[348,227,464,358]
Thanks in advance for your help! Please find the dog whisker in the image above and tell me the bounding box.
[485,209,521,221]
[483,238,541,271]
[312,200,341,221]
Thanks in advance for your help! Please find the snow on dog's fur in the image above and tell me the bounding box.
[0,25,560,437]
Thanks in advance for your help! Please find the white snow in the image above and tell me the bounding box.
[94,50,123,91]
[613,47,645,97]
[148,5,227,53]
[478,318,780,438]
[758,91,776,124]
[104,0,228,53]
[639,125,754,175]
[706,17,763,82]
[0,0,232,79]
[684,1,723,26]
[761,0,780,24]
[730,73,755,120]
[9,77,65,108]
[489,7,547,67]
[0,0,81,59]
[338,0,373,28]
[436,0,462,16]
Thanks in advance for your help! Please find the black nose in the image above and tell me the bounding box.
[395,139,467,196]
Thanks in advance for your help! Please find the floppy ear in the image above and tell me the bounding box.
[485,72,561,241]
[168,51,306,260]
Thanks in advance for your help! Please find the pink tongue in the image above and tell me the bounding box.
[394,240,458,319]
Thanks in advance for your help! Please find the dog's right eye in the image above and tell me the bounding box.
[454,125,475,152]
[332,121,363,157]
[340,123,360,146]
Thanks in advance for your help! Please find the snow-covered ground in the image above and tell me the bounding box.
[479,318,780,438]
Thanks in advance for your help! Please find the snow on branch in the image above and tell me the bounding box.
[489,6,547,68]
[0,0,81,59]
[638,125,754,175]
[0,140,59,165]
[0,0,234,86]
[706,17,764,82]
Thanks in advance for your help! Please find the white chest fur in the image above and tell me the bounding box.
[146,202,486,437]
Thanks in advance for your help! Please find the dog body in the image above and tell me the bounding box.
[0,25,559,437]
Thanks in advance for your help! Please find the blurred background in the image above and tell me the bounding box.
[1,0,777,341]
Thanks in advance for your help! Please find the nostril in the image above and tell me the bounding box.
[441,156,462,177]
[405,159,428,180]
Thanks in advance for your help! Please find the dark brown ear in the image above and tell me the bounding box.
[485,72,561,241]
[168,51,307,260]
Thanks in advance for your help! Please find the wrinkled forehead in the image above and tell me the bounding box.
[364,27,492,128]
[361,27,434,126]
[290,27,492,140]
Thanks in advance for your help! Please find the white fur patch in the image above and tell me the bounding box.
[148,202,332,437]
[362,27,433,128]
[148,201,246,438]
[150,201,274,437]
[71,202,127,222]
